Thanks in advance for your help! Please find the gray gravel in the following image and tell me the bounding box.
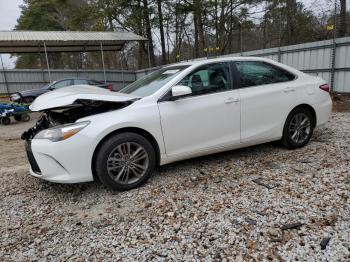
[0,113,349,261]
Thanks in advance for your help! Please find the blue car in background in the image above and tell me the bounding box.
[0,103,30,125]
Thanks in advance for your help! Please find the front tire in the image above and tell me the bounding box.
[282,107,314,149]
[94,132,156,191]
[1,117,11,125]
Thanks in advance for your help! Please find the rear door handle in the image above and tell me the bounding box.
[225,97,240,104]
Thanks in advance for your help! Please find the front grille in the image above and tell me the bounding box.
[25,142,41,174]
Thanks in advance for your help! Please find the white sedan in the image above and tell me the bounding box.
[23,57,332,190]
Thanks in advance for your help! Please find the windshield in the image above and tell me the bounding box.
[119,66,189,97]
[41,82,55,90]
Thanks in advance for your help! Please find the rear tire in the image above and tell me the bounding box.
[1,117,11,125]
[282,107,314,149]
[14,115,22,121]
[21,113,30,122]
[94,132,156,191]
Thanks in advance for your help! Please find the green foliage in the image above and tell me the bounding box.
[13,0,348,69]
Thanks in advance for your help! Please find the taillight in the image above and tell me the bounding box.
[319,84,330,92]
[108,84,113,91]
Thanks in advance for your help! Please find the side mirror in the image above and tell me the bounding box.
[171,85,192,98]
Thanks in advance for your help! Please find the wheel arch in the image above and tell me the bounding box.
[290,104,317,127]
[91,127,161,181]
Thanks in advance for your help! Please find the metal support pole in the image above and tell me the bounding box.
[43,42,51,82]
[0,54,10,95]
[120,51,125,88]
[100,42,107,84]
[147,41,151,68]
[278,47,282,62]
[240,23,243,56]
[81,45,86,71]
[38,45,45,83]
[75,53,80,78]
[330,0,337,92]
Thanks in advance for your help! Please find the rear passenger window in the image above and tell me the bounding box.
[235,61,295,88]
[74,79,88,85]
[88,80,101,85]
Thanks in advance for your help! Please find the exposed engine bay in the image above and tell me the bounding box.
[21,99,134,141]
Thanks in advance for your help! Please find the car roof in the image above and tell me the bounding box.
[57,78,98,81]
[165,56,275,68]
[52,78,104,84]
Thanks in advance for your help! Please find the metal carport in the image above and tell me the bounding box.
[0,31,147,93]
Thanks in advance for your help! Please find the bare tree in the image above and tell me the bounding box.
[143,0,155,67]
[157,0,167,64]
[339,0,347,37]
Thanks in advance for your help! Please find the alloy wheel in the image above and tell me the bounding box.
[288,112,311,144]
[106,142,149,184]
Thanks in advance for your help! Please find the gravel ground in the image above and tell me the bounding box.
[0,113,349,261]
[0,112,41,140]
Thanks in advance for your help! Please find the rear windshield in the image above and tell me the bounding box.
[119,66,189,97]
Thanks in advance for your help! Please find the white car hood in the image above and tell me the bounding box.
[30,85,140,111]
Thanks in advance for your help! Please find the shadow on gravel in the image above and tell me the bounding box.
[158,141,285,173]
[30,127,330,196]
[159,123,332,175]
[35,179,106,195]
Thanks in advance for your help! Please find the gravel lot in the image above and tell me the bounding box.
[0,112,349,261]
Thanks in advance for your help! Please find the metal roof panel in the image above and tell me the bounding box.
[0,31,146,53]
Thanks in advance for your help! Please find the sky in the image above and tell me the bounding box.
[0,0,348,68]
[0,0,23,68]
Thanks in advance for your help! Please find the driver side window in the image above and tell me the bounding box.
[179,63,231,96]
[52,79,73,89]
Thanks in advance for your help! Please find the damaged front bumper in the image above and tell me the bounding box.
[25,133,95,183]
[25,141,41,175]
[21,96,137,183]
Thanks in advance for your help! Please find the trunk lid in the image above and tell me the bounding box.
[30,85,139,111]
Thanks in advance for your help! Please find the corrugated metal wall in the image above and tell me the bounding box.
[224,36,350,93]
[1,37,350,94]
[0,69,136,93]
[135,37,350,93]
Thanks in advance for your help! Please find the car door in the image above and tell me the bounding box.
[158,62,241,157]
[234,61,298,143]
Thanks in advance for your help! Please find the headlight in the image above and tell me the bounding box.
[10,93,20,101]
[35,121,90,142]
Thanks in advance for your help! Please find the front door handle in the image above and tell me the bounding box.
[225,97,240,104]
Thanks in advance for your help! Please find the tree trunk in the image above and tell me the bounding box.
[175,3,180,59]
[194,0,204,57]
[228,0,233,53]
[238,23,242,53]
[218,0,225,53]
[166,15,170,62]
[286,0,297,45]
[193,7,199,58]
[215,0,219,47]
[339,0,347,37]
[143,0,155,67]
[157,0,167,64]
[136,0,144,69]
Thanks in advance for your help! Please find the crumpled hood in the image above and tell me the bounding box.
[30,85,140,111]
